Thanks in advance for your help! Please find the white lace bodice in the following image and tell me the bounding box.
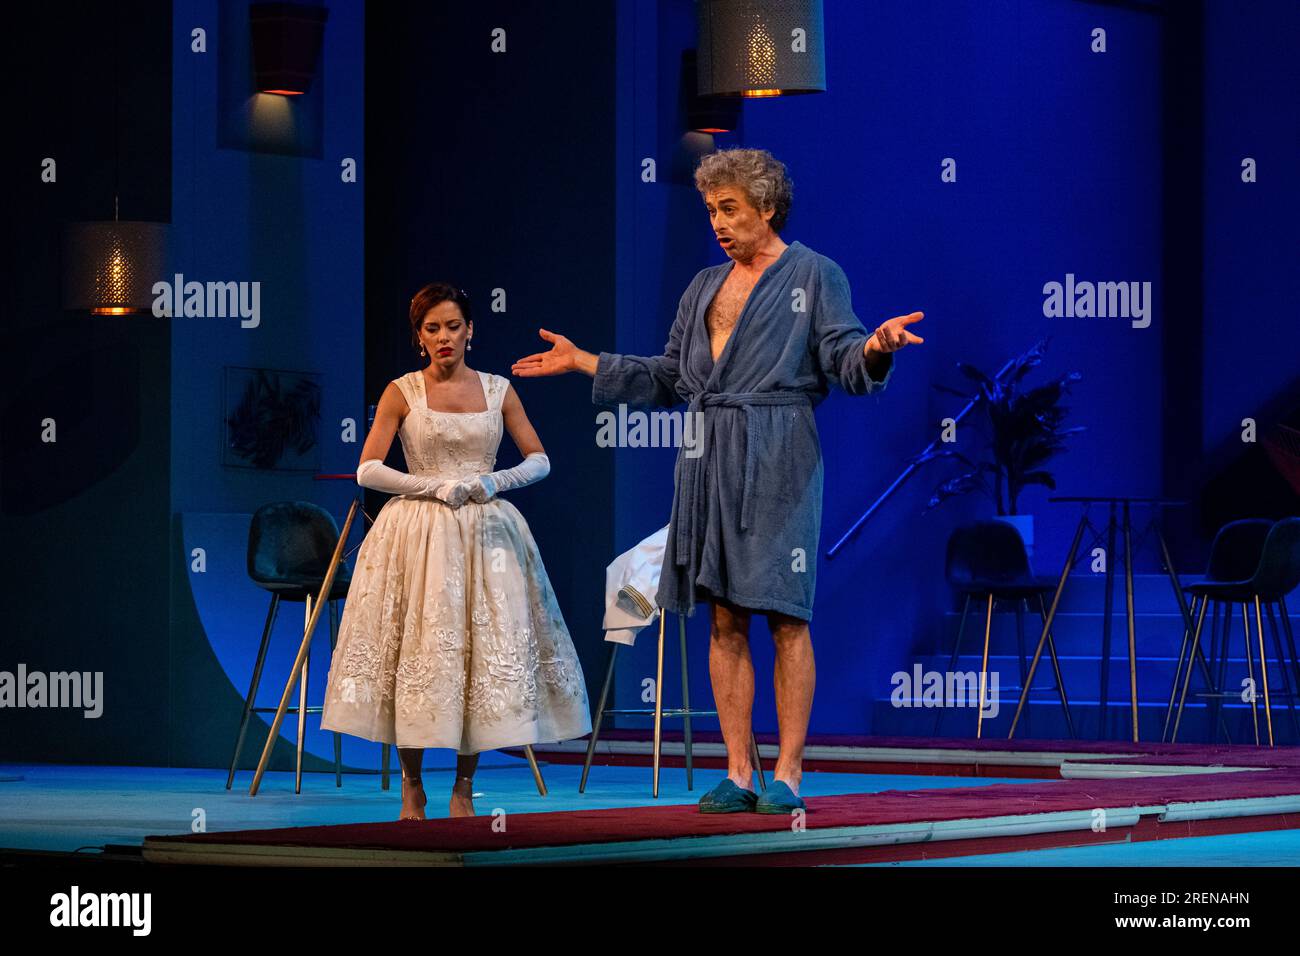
[393,369,506,482]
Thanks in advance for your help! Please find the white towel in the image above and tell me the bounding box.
[602,524,670,645]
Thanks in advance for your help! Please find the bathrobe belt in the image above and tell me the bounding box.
[673,389,813,566]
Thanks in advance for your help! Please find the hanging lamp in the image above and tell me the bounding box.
[62,18,168,314]
[697,0,827,98]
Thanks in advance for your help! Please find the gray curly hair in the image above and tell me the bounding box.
[694,147,793,233]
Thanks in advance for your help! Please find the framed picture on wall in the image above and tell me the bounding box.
[222,365,322,472]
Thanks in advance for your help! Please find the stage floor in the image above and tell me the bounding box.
[5,734,1300,866]
[0,760,1028,856]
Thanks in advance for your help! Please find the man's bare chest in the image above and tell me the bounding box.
[705,273,762,361]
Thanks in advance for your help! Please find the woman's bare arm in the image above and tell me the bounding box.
[357,382,407,467]
[500,383,545,456]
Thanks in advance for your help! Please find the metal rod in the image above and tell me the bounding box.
[579,643,619,793]
[1122,501,1139,742]
[1009,511,1087,738]
[678,615,694,790]
[652,610,666,798]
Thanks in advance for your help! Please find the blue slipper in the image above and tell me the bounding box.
[698,778,758,813]
[755,780,806,814]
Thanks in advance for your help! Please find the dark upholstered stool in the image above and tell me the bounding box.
[1163,518,1272,742]
[227,502,351,793]
[1172,518,1300,746]
[942,520,1074,739]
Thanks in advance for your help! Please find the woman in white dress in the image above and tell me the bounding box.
[321,282,591,820]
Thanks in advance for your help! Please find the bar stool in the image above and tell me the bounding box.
[1161,518,1272,743]
[942,520,1075,739]
[1172,517,1300,746]
[228,502,351,793]
[579,599,767,798]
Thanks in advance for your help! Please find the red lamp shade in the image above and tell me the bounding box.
[249,2,329,96]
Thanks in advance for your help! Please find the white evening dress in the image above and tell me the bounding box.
[320,368,591,753]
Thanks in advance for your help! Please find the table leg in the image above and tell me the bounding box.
[1100,502,1117,739]
[1009,511,1087,739]
[1123,501,1139,742]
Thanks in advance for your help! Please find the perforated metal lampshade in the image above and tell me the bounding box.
[62,221,169,314]
[697,0,826,97]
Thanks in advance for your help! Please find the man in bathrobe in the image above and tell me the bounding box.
[512,148,924,813]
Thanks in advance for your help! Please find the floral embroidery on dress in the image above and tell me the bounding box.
[319,369,591,752]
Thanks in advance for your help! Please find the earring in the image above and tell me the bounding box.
[419,344,426,356]
[467,340,473,351]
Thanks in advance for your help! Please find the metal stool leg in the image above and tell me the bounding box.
[1015,598,1030,736]
[523,744,547,796]
[329,600,342,787]
[295,595,311,794]
[1037,594,1075,738]
[1188,600,1233,744]
[227,593,281,790]
[1011,513,1087,740]
[1241,603,1260,745]
[579,643,619,793]
[1253,595,1274,746]
[935,593,972,736]
[976,593,994,739]
[1264,601,1300,739]
[1210,601,1229,741]
[750,733,766,792]
[1172,595,1210,743]
[652,610,666,798]
[678,615,694,791]
[1164,593,1200,742]
[1278,596,1300,695]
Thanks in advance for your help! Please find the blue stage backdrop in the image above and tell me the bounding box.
[3,0,1296,768]
[603,0,1300,738]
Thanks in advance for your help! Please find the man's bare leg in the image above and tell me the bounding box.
[708,597,756,791]
[766,611,815,795]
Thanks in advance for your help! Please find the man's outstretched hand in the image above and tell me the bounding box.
[867,311,925,353]
[512,328,579,377]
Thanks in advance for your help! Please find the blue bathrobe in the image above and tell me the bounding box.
[592,240,895,621]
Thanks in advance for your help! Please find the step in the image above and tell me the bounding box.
[869,695,1300,745]
[931,604,1298,656]
[910,652,1300,699]
[947,572,1298,616]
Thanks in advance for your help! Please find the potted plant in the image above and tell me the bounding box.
[909,337,1084,556]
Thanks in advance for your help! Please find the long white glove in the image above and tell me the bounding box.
[468,452,551,503]
[356,459,470,507]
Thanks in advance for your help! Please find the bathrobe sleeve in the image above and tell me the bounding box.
[812,256,895,396]
[591,280,693,409]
